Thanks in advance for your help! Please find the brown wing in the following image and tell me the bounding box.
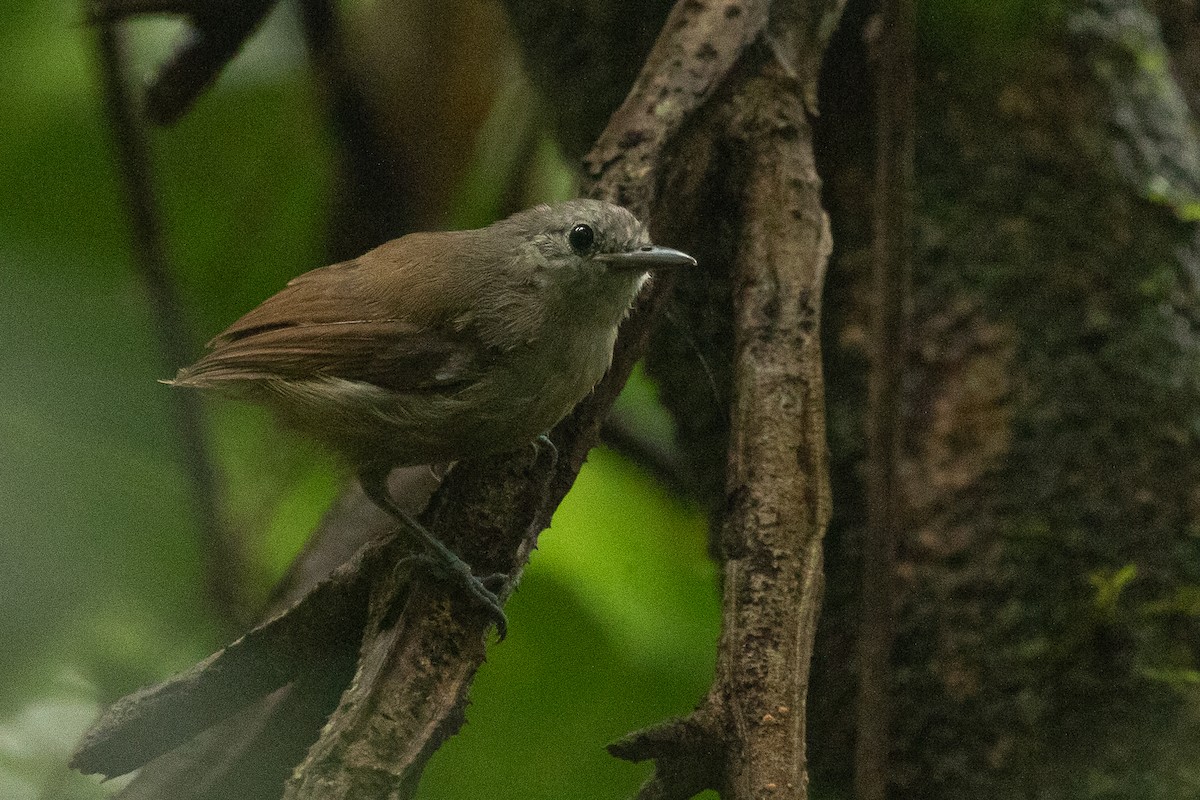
[175,320,486,393]
[175,235,489,394]
[211,260,378,345]
[209,231,480,344]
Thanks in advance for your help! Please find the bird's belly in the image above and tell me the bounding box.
[417,328,615,457]
[267,325,616,467]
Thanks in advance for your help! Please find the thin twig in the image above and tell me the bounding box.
[855,0,915,798]
[88,0,280,125]
[93,20,247,625]
[143,3,276,125]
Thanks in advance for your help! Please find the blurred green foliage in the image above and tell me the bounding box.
[917,0,1059,68]
[0,1,720,797]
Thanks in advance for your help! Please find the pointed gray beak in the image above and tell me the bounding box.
[596,245,697,272]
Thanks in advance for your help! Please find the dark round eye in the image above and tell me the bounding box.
[568,223,595,254]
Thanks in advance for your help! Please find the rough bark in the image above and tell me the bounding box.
[86,470,429,800]
[276,452,557,800]
[809,0,1200,797]
[713,60,833,797]
[608,1,845,795]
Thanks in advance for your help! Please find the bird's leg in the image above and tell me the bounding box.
[358,467,508,641]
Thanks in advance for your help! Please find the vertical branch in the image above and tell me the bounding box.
[610,47,841,800]
[716,63,834,799]
[855,0,915,797]
[93,21,247,625]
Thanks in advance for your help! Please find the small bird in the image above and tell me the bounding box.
[170,199,695,637]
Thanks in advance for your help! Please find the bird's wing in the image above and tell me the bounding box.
[210,232,471,345]
[176,244,489,394]
[175,319,487,393]
[209,260,381,345]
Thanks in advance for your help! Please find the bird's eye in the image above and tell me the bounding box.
[569,223,595,254]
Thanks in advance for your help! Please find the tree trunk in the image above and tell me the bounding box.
[811,0,1200,797]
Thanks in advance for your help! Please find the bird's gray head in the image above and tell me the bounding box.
[490,199,695,323]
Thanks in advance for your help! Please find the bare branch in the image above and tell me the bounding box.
[87,471,432,800]
[88,0,279,125]
[711,60,833,799]
[607,716,723,800]
[583,0,770,215]
[142,4,274,125]
[70,534,386,777]
[277,447,557,800]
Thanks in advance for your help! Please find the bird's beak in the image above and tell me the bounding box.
[596,245,697,272]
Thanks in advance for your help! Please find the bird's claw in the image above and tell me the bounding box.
[456,566,509,642]
[395,553,509,641]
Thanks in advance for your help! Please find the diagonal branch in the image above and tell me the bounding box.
[581,0,770,215]
[75,471,429,800]
[70,534,385,777]
[89,0,280,125]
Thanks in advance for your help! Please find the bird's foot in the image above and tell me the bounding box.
[395,551,509,641]
[446,559,509,641]
[359,467,511,640]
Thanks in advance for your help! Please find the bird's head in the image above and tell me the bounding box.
[490,199,696,325]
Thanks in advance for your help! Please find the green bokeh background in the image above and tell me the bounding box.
[0,3,721,797]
